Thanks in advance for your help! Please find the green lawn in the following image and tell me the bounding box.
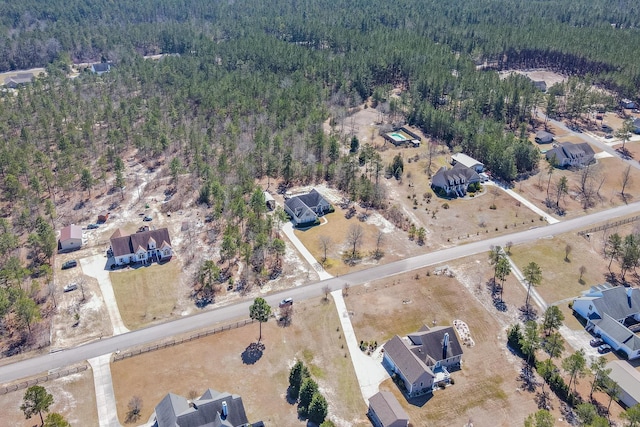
[110,261,180,329]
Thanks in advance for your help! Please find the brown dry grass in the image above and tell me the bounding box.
[111,298,368,426]
[508,232,611,304]
[110,261,181,329]
[0,364,97,426]
[344,257,539,427]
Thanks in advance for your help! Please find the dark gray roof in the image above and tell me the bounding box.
[593,286,640,320]
[535,131,554,142]
[384,335,432,384]
[594,314,640,351]
[284,196,315,220]
[369,391,409,426]
[293,189,325,210]
[92,63,111,73]
[155,389,249,427]
[110,227,172,257]
[433,162,480,186]
[545,142,595,165]
[407,326,464,365]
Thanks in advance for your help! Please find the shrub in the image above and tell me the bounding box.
[442,202,449,209]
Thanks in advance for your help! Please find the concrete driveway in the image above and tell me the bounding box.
[80,255,130,335]
[282,222,333,281]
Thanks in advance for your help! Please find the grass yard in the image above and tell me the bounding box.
[509,232,612,305]
[293,208,417,276]
[0,365,97,426]
[110,260,181,329]
[111,297,368,426]
[344,257,538,427]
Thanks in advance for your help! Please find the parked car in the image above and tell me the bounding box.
[61,260,78,270]
[602,124,613,133]
[604,134,613,139]
[87,223,99,229]
[279,297,293,308]
[143,216,153,222]
[63,283,78,292]
[590,338,604,347]
[597,344,612,354]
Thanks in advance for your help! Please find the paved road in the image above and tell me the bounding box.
[2,200,640,384]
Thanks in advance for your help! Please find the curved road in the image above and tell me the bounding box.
[2,201,640,384]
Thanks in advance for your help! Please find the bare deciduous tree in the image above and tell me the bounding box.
[373,230,385,260]
[318,235,332,266]
[126,396,143,423]
[565,244,572,262]
[345,224,364,262]
[579,265,587,283]
[322,285,331,301]
[621,165,632,203]
[342,283,350,297]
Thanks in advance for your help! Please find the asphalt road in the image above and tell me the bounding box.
[2,200,640,384]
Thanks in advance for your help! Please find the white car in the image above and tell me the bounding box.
[279,298,293,308]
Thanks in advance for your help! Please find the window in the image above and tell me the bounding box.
[139,253,145,260]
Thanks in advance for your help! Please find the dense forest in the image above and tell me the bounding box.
[0,0,638,345]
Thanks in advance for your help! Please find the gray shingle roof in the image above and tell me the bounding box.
[110,228,172,258]
[593,287,640,320]
[594,313,640,351]
[155,389,249,427]
[284,196,315,220]
[545,142,595,166]
[607,361,640,404]
[407,326,464,366]
[369,391,409,426]
[432,162,480,187]
[384,335,432,384]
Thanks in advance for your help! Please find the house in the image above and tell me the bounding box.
[4,73,34,88]
[382,127,422,147]
[154,388,262,427]
[284,189,332,226]
[532,80,547,92]
[450,153,484,172]
[632,118,640,134]
[572,284,640,360]
[90,63,111,75]
[58,224,83,252]
[263,191,275,211]
[545,142,595,168]
[621,99,637,110]
[109,227,173,266]
[383,326,463,397]
[606,361,640,408]
[367,391,409,427]
[431,162,481,197]
[97,212,110,223]
[535,130,554,144]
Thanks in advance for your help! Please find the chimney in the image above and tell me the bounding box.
[442,332,449,360]
[221,401,228,418]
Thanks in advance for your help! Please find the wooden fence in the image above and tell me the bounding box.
[578,214,640,236]
[113,319,254,362]
[0,365,88,396]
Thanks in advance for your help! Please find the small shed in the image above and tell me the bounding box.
[450,153,484,173]
[368,391,409,427]
[264,191,276,211]
[58,224,83,252]
[98,212,110,223]
[606,361,640,408]
[535,130,554,144]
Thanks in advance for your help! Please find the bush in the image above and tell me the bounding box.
[442,202,449,209]
[507,324,523,352]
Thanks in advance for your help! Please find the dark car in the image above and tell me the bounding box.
[590,338,603,347]
[61,260,78,270]
[598,344,612,354]
[87,223,99,229]
[143,216,153,222]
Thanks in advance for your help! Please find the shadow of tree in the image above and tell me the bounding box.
[241,342,265,365]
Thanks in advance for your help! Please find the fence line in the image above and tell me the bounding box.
[578,214,640,236]
[113,319,255,362]
[0,365,88,396]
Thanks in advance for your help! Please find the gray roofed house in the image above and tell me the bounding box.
[633,118,640,134]
[450,153,484,172]
[573,285,640,360]
[382,326,463,396]
[4,73,34,88]
[109,227,173,266]
[431,162,481,198]
[535,130,554,144]
[91,63,112,75]
[263,191,275,211]
[367,391,409,427]
[284,188,331,226]
[545,142,595,168]
[154,388,260,427]
[532,80,547,92]
[606,361,640,408]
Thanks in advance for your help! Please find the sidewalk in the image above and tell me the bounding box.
[282,222,333,281]
[331,289,389,402]
[81,255,130,335]
[486,181,559,225]
[88,354,122,427]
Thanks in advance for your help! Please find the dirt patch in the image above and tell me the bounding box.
[0,364,97,426]
[111,298,368,426]
[499,70,567,87]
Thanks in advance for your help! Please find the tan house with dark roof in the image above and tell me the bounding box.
[368,391,409,427]
[58,224,83,252]
[382,326,463,397]
[109,227,173,266]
